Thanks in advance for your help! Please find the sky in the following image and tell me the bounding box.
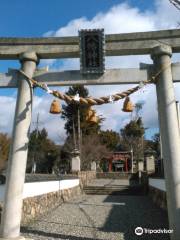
[0,0,180,144]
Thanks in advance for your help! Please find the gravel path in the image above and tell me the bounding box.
[21,194,170,240]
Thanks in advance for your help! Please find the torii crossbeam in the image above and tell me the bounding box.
[0,63,180,87]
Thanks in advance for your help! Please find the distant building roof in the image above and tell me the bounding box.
[103,151,131,161]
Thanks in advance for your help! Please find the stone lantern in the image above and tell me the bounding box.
[71,149,81,173]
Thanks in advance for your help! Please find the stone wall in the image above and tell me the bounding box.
[22,171,96,224]
[0,172,96,225]
[22,185,81,224]
[25,173,77,182]
[148,186,167,210]
[77,171,96,188]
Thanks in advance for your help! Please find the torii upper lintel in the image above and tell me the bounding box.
[0,29,180,59]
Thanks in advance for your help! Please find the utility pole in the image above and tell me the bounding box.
[72,117,77,150]
[77,107,81,153]
[32,113,43,173]
[142,133,144,162]
[131,148,134,173]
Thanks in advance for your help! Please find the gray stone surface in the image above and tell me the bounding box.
[1,64,180,88]
[0,29,180,59]
[0,52,38,239]
[71,156,80,172]
[21,194,170,240]
[25,174,78,183]
[87,179,130,187]
[152,45,180,240]
[21,186,81,225]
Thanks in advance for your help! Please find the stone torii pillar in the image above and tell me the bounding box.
[0,52,38,239]
[151,45,180,240]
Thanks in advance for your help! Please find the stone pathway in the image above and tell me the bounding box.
[22,194,170,240]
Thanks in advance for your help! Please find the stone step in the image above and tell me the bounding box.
[84,186,129,190]
[96,172,131,179]
[84,190,143,195]
[84,185,144,195]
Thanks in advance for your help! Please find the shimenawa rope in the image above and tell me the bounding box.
[18,63,171,106]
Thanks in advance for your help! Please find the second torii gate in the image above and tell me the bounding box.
[0,29,180,240]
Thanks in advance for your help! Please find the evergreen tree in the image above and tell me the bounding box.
[99,130,120,150]
[60,85,107,171]
[61,85,103,137]
[27,128,59,173]
[152,133,161,158]
[119,117,145,162]
[121,117,145,139]
[144,133,160,157]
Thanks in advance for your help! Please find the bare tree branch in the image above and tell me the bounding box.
[169,0,180,10]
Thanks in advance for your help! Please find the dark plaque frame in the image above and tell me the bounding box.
[79,29,105,74]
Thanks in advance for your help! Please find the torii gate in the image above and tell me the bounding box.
[0,29,180,240]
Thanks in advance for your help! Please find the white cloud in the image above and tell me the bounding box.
[41,1,156,69]
[31,95,67,144]
[0,93,66,144]
[154,0,180,29]
[2,0,180,143]
[0,95,16,133]
[53,3,155,36]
